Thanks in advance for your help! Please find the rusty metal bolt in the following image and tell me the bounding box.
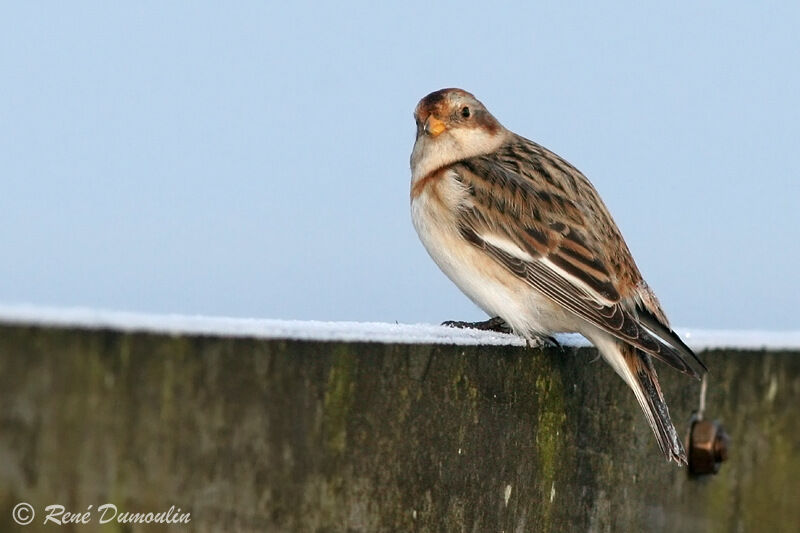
[688,418,730,476]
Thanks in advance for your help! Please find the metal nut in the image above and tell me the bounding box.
[688,418,730,475]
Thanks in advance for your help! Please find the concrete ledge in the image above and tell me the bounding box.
[0,309,798,532]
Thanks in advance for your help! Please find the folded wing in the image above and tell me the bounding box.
[452,146,706,377]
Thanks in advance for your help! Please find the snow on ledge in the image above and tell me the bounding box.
[0,304,529,347]
[0,304,798,350]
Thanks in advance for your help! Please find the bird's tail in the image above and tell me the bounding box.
[594,335,687,464]
[622,344,687,464]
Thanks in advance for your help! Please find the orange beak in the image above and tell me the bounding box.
[424,115,447,137]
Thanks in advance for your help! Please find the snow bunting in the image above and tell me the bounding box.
[410,88,706,464]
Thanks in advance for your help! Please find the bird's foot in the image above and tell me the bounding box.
[525,334,562,349]
[441,316,512,334]
[442,318,562,349]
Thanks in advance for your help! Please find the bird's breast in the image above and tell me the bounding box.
[410,171,561,335]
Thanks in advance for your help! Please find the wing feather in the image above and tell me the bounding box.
[452,143,705,378]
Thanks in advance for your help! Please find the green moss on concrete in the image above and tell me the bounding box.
[322,347,357,455]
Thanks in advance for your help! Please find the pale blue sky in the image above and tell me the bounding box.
[1,2,798,329]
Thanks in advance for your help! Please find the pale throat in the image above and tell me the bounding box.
[411,127,509,183]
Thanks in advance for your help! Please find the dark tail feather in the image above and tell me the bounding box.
[622,345,687,464]
[637,307,708,377]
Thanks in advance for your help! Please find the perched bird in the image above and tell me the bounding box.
[410,88,706,464]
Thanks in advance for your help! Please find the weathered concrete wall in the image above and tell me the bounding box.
[0,324,798,532]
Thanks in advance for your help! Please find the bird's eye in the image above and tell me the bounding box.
[461,106,470,118]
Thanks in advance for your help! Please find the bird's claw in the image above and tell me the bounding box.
[441,318,563,350]
[441,316,513,334]
[525,335,562,350]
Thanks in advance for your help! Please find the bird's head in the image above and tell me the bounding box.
[410,88,507,180]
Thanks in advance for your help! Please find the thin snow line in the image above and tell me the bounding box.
[0,304,798,350]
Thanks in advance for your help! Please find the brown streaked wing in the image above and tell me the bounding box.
[451,154,703,378]
[497,136,645,293]
[454,155,621,303]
